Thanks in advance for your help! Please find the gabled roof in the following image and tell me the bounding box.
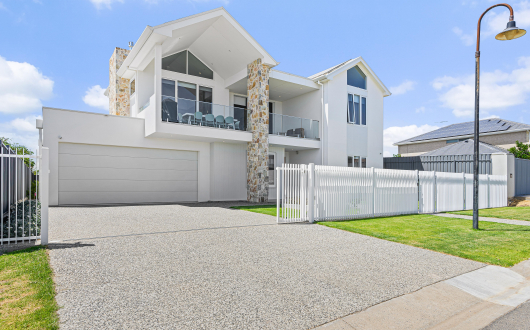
[396,118,530,145]
[118,7,278,79]
[422,139,510,156]
[309,57,391,97]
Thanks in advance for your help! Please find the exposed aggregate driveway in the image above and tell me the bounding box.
[48,203,484,330]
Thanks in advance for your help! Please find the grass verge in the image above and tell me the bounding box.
[0,246,59,330]
[319,214,530,267]
[231,205,277,216]
[449,207,530,222]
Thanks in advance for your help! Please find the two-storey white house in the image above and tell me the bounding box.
[41,8,391,206]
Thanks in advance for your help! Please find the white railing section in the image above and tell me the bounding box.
[0,144,48,245]
[276,164,508,223]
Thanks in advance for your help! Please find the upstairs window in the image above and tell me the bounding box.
[348,156,353,167]
[348,94,366,125]
[347,65,366,89]
[162,50,213,79]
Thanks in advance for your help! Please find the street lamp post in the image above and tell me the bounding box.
[473,3,525,230]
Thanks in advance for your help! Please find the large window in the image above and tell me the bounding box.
[347,65,367,89]
[268,154,275,186]
[354,156,360,168]
[348,156,353,167]
[348,94,366,125]
[162,50,213,79]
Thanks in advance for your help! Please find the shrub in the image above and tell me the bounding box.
[2,200,41,239]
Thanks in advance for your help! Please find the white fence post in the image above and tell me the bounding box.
[276,167,280,223]
[463,172,466,210]
[371,167,376,216]
[39,147,49,245]
[433,171,437,213]
[308,163,314,223]
[487,174,490,209]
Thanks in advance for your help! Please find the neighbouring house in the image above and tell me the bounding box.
[41,7,391,206]
[395,118,530,157]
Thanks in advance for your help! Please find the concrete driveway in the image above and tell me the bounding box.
[48,203,483,330]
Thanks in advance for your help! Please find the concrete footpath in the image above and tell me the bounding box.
[432,212,530,226]
[313,259,530,330]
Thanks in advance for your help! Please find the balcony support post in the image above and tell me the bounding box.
[246,58,271,203]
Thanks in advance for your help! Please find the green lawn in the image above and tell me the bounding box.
[449,207,530,221]
[319,214,530,267]
[231,205,277,216]
[0,246,59,330]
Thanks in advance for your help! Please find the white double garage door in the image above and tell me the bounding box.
[58,143,198,205]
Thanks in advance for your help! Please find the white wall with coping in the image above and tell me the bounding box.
[42,107,211,205]
[491,153,515,198]
[210,142,247,201]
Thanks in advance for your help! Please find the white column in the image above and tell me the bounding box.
[40,147,49,245]
[154,44,162,131]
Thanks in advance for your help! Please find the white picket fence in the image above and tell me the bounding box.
[276,164,507,223]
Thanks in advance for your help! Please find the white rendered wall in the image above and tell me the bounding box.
[365,71,385,168]
[136,60,154,115]
[210,142,247,201]
[42,108,211,205]
[324,71,348,166]
[491,153,515,198]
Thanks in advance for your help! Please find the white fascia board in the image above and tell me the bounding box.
[118,26,154,78]
[313,57,391,97]
[393,129,530,146]
[270,70,320,89]
[154,7,278,67]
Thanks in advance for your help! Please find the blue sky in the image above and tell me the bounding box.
[0,0,529,155]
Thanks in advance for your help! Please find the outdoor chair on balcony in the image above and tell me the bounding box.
[225,116,235,129]
[215,115,225,128]
[205,114,215,127]
[191,112,203,125]
[286,128,305,138]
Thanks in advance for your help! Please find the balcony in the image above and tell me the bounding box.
[162,97,247,131]
[269,113,319,140]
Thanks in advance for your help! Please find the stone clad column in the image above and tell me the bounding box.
[109,47,131,116]
[247,59,270,203]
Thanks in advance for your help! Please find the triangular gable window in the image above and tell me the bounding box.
[162,50,213,80]
[347,65,366,89]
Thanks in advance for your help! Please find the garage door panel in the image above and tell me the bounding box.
[59,179,198,193]
[59,167,198,181]
[59,154,197,171]
[58,143,198,205]
[59,192,197,205]
[59,143,197,161]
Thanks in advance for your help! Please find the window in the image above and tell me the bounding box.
[361,97,366,125]
[198,86,212,114]
[162,51,187,74]
[348,156,353,167]
[446,139,467,144]
[162,79,176,122]
[162,50,213,79]
[347,94,354,123]
[347,66,367,89]
[354,95,360,125]
[187,51,213,79]
[177,81,196,100]
[362,158,366,168]
[130,79,136,96]
[268,154,275,186]
[354,156,360,168]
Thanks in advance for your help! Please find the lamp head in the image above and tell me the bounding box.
[495,20,526,40]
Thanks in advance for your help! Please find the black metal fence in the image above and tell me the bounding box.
[384,155,492,174]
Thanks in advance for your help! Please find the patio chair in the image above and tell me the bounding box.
[177,113,183,123]
[191,112,203,126]
[215,115,225,128]
[205,114,215,127]
[225,116,235,129]
[286,129,297,137]
[294,128,305,138]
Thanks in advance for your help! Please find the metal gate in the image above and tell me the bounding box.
[515,158,530,196]
[1,143,48,246]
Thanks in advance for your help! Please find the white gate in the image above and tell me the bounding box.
[276,164,508,223]
[0,143,48,246]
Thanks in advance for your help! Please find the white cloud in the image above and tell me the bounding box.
[452,27,475,46]
[83,85,109,111]
[383,124,439,157]
[389,80,416,96]
[0,56,53,114]
[483,114,500,119]
[416,106,426,113]
[484,1,530,36]
[432,56,530,117]
[0,115,42,151]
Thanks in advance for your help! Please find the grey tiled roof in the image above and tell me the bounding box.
[397,119,530,144]
[308,59,352,80]
[422,139,510,156]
